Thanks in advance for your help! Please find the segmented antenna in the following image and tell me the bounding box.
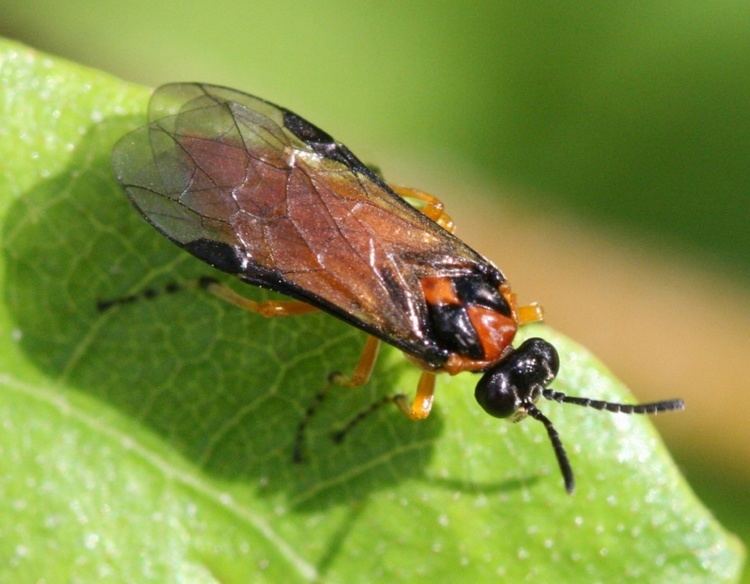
[529,389,685,494]
[526,404,575,494]
[542,389,685,414]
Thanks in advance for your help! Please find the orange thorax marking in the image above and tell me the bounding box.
[419,275,518,374]
[466,305,517,362]
[421,276,459,305]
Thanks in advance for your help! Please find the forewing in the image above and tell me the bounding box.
[112,84,291,256]
[113,83,495,360]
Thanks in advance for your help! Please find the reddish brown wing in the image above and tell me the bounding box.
[112,83,499,363]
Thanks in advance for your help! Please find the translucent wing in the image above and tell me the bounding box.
[112,83,501,363]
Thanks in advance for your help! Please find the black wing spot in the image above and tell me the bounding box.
[183,239,244,274]
[283,110,335,145]
[282,110,384,186]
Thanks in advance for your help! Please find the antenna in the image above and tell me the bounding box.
[527,390,684,494]
[542,389,685,414]
[526,404,575,494]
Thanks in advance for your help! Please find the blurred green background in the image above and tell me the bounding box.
[3,0,748,579]
[4,1,748,280]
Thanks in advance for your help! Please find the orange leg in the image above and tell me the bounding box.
[517,302,544,325]
[203,280,318,317]
[330,336,381,387]
[505,288,545,326]
[293,335,380,462]
[97,276,319,318]
[390,184,456,234]
[329,370,437,445]
[394,371,436,420]
[294,338,438,460]
[332,337,436,422]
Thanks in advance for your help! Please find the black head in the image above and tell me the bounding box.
[475,338,559,419]
[474,337,684,494]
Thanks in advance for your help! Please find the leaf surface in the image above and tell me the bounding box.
[0,39,743,583]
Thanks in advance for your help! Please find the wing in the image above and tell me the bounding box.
[112,83,503,364]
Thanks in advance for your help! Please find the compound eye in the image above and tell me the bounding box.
[510,338,559,387]
[520,338,559,378]
[474,366,519,418]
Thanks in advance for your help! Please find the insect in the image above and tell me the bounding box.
[108,83,684,493]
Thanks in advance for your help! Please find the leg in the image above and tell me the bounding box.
[329,336,381,387]
[394,371,436,421]
[97,276,318,318]
[201,278,317,317]
[292,335,380,462]
[503,286,545,326]
[516,302,544,326]
[389,184,456,234]
[330,371,437,443]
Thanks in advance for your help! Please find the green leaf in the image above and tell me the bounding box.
[0,38,744,582]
